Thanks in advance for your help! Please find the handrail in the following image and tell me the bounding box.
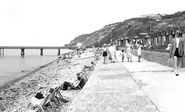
[0,46,75,49]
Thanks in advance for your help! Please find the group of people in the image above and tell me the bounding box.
[28,61,95,111]
[29,71,86,111]
[102,43,117,64]
[102,41,142,64]
[120,41,142,62]
[102,30,184,76]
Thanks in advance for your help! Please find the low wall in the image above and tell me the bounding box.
[132,49,175,67]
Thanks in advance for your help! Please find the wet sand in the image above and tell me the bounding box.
[0,49,97,112]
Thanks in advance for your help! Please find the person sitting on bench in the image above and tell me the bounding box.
[29,92,45,109]
[49,88,68,104]
[60,73,86,90]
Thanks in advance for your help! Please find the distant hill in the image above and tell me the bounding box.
[67,11,185,47]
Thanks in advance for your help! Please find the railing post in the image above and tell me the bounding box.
[40,49,43,56]
[58,49,60,56]
[21,48,25,56]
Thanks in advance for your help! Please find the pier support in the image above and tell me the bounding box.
[40,49,43,56]
[0,49,4,56]
[58,49,60,56]
[21,48,25,56]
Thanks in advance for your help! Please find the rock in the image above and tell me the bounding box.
[10,88,19,93]
[38,86,45,90]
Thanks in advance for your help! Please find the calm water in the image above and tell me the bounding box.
[0,49,71,86]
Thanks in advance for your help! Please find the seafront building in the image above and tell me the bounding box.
[116,28,185,68]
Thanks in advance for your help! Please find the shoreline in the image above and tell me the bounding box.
[0,49,97,112]
[0,51,75,91]
[0,57,56,91]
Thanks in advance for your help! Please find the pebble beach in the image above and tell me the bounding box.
[0,49,97,112]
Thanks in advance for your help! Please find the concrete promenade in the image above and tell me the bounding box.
[66,52,185,112]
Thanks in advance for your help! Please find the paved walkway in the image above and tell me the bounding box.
[66,52,185,112]
[66,57,159,112]
[116,54,185,112]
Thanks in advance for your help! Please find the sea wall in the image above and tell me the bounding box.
[132,49,175,67]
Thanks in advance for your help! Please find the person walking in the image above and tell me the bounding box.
[126,42,133,62]
[108,43,116,63]
[102,45,108,64]
[170,30,184,76]
[137,41,142,62]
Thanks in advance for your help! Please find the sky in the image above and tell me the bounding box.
[0,0,185,46]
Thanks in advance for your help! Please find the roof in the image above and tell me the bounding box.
[136,34,146,39]
[161,30,166,35]
[165,28,172,35]
[157,31,162,36]
[153,32,158,37]
[145,34,151,38]
[124,35,134,39]
[133,35,139,39]
[118,35,124,40]
[171,27,180,34]
[179,26,185,33]
[121,26,185,40]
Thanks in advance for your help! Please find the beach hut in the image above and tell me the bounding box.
[117,35,124,47]
[183,29,185,38]
[161,30,167,46]
[178,29,185,68]
[121,38,124,47]
[152,32,158,47]
[180,28,185,68]
[179,26,185,38]
[165,29,174,44]
[164,29,171,46]
[145,34,152,45]
[122,37,127,47]
[182,29,185,38]
[124,36,131,45]
[150,33,155,46]
[136,34,146,45]
[157,31,162,46]
[133,35,139,44]
[171,29,176,38]
[117,39,121,47]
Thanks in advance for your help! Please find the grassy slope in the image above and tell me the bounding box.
[68,11,185,47]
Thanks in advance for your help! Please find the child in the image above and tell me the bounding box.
[120,50,125,62]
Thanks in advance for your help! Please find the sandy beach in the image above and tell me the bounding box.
[0,48,98,112]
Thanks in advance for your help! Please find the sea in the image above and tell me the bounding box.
[0,49,72,86]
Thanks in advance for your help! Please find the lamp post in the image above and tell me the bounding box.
[150,21,152,33]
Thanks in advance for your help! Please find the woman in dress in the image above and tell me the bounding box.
[108,43,116,63]
[126,42,133,62]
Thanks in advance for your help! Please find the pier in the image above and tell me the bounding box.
[0,46,75,56]
[0,48,4,56]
